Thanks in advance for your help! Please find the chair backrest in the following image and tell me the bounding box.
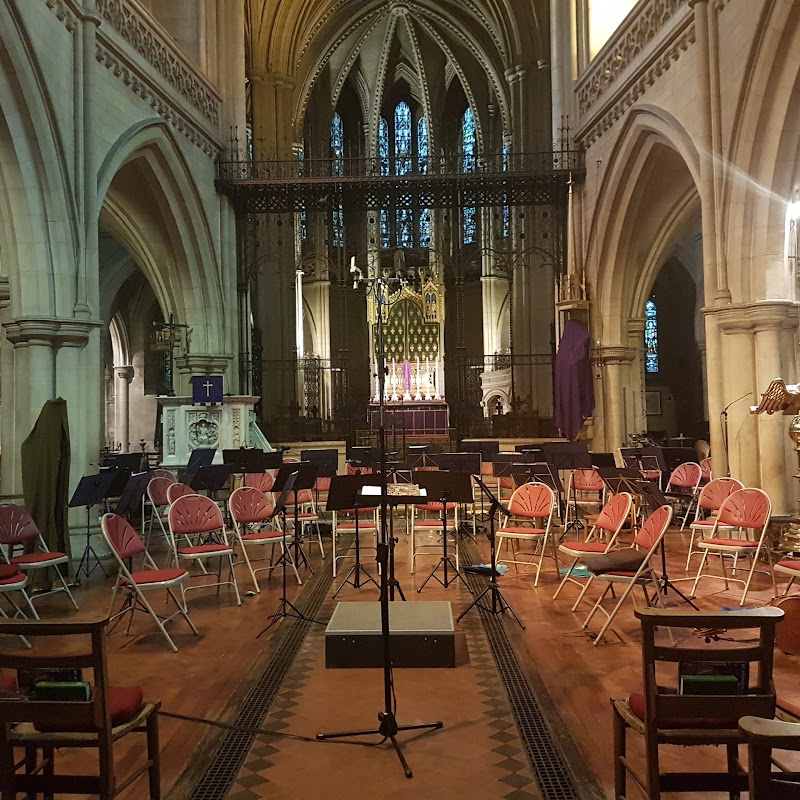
[595,492,633,536]
[244,471,275,492]
[717,488,772,532]
[636,607,781,730]
[633,505,673,551]
[698,477,745,512]
[168,494,224,535]
[151,469,176,481]
[508,482,554,519]
[346,464,373,475]
[0,504,39,547]
[572,468,604,492]
[287,488,313,505]
[700,457,712,481]
[147,476,173,507]
[101,513,145,560]
[229,486,274,525]
[668,462,702,490]
[166,482,194,504]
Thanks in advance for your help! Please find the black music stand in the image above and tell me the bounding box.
[621,446,663,478]
[276,461,319,573]
[596,467,643,496]
[222,448,281,473]
[413,470,473,593]
[184,447,216,476]
[258,473,322,636]
[542,443,592,535]
[70,472,118,580]
[327,475,379,597]
[101,452,143,471]
[590,452,617,469]
[427,453,481,542]
[113,471,151,521]
[189,464,235,496]
[636,480,700,610]
[457,476,524,628]
[302,448,338,506]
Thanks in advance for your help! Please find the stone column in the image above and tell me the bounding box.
[595,346,637,452]
[627,318,647,436]
[114,365,134,452]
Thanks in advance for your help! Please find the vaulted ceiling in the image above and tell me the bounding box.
[246,0,549,144]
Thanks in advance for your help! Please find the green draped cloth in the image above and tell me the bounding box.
[21,398,71,578]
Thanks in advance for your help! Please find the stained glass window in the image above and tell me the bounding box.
[380,208,390,249]
[379,117,389,176]
[645,298,658,373]
[331,112,344,176]
[331,114,344,245]
[396,207,414,247]
[462,107,477,244]
[502,142,510,238]
[299,145,307,241]
[419,209,431,248]
[418,116,428,174]
[394,102,412,175]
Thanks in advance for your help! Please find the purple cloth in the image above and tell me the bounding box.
[402,360,412,391]
[554,320,595,441]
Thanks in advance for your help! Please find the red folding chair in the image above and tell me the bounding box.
[685,477,744,571]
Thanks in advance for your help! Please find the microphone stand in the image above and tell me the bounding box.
[720,392,751,477]
[317,271,443,777]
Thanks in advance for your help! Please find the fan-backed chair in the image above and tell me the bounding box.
[664,462,703,529]
[564,468,605,531]
[145,476,175,550]
[332,507,378,578]
[167,494,242,605]
[0,504,78,612]
[774,556,800,597]
[284,487,324,559]
[229,486,292,591]
[581,505,673,644]
[0,564,34,646]
[166,482,193,505]
[244,471,275,492]
[496,482,557,586]
[691,487,775,604]
[553,492,633,611]
[700,457,712,483]
[0,615,161,799]
[612,606,782,800]
[684,477,744,571]
[101,514,197,652]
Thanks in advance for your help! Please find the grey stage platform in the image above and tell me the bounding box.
[325,601,455,668]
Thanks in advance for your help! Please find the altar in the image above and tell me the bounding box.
[157,395,268,467]
[369,401,450,437]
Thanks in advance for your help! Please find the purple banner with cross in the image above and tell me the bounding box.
[190,375,223,405]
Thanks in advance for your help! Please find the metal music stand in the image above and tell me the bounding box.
[184,447,216,476]
[327,475,379,596]
[189,464,235,496]
[302,448,338,506]
[590,452,617,469]
[542,442,592,535]
[258,472,322,635]
[413,470,473,593]
[276,461,319,573]
[101,452,143,471]
[636,479,700,610]
[596,467,643,534]
[113,471,151,522]
[457,476,524,628]
[621,446,663,478]
[661,447,697,473]
[69,472,118,579]
[427,453,482,541]
[102,467,134,503]
[222,448,281,473]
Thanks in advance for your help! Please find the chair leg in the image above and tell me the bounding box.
[685,530,697,572]
[571,575,595,612]
[645,732,661,800]
[691,549,709,596]
[168,586,198,635]
[726,743,741,800]
[147,711,162,799]
[612,704,627,800]
[594,580,638,644]
[582,582,612,629]
[553,557,578,600]
[228,555,242,605]
[136,588,178,652]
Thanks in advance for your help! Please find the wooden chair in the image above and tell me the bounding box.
[0,616,160,799]
[739,715,800,798]
[612,606,782,800]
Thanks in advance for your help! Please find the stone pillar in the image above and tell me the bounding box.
[481,275,509,358]
[627,318,646,436]
[114,365,134,452]
[596,346,637,452]
[550,0,576,134]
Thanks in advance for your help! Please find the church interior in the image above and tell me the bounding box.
[2,0,800,797]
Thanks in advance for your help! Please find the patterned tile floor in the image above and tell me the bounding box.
[221,552,544,800]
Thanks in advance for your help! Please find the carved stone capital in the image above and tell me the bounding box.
[2,317,101,349]
[175,353,233,375]
[114,365,134,382]
[0,276,9,311]
[593,345,637,365]
[709,301,800,334]
[627,317,646,335]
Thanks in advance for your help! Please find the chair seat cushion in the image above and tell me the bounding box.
[627,692,739,729]
[498,526,546,536]
[179,544,232,556]
[0,564,21,580]
[37,686,144,732]
[582,549,647,575]
[338,522,377,531]
[0,570,25,587]
[11,552,67,566]
[288,512,318,519]
[559,541,614,554]
[414,503,456,511]
[776,559,800,572]
[699,538,758,548]
[690,519,734,529]
[414,520,451,528]
[128,568,186,585]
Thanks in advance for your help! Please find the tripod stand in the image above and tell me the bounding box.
[542,443,592,537]
[317,269,443,778]
[457,477,524,628]
[70,472,118,581]
[258,472,322,636]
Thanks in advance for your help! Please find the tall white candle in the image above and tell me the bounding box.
[415,357,422,400]
[434,356,441,399]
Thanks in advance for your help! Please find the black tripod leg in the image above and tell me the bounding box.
[388,735,413,779]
